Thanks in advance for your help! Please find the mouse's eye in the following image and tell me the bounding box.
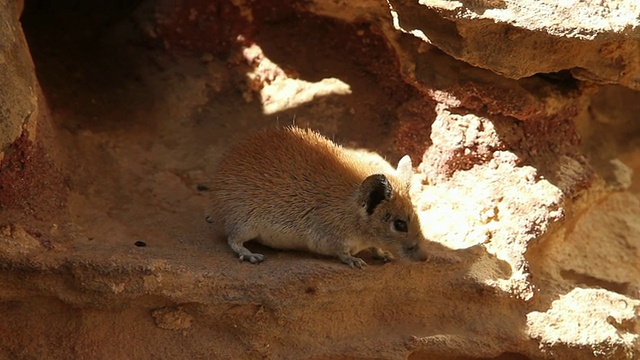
[393,219,408,232]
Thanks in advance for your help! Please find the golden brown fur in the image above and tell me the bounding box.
[210,126,427,267]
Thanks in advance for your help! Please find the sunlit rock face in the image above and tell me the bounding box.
[0,0,638,359]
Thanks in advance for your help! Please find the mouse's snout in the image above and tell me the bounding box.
[403,243,427,262]
[413,248,428,262]
[416,251,427,262]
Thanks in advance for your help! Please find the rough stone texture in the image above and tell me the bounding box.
[417,108,567,299]
[527,288,639,359]
[0,0,638,359]
[388,0,640,90]
[0,0,37,152]
[0,0,67,229]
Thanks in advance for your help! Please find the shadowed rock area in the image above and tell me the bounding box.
[0,0,638,359]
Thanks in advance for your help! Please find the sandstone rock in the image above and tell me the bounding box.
[531,192,640,298]
[0,0,37,152]
[0,0,638,359]
[0,0,66,220]
[388,0,640,89]
[152,306,194,331]
[527,288,639,358]
[240,43,352,114]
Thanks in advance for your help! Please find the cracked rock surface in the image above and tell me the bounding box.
[388,0,640,89]
[0,0,638,359]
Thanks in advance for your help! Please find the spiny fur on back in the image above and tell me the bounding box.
[213,127,399,197]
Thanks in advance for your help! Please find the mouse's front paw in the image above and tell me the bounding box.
[371,248,394,263]
[239,253,265,264]
[340,255,367,269]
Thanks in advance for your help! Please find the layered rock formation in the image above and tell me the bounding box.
[0,0,638,359]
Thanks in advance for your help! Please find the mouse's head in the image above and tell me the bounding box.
[355,155,428,262]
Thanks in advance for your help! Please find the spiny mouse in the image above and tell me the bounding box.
[209,126,428,268]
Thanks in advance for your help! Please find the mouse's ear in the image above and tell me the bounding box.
[358,174,392,215]
[396,155,413,188]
